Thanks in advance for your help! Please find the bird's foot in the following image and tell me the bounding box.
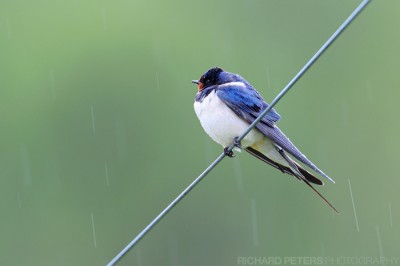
[233,137,241,149]
[224,147,235,158]
[224,137,241,158]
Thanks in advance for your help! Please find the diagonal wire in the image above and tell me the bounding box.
[229,0,370,152]
[106,1,370,265]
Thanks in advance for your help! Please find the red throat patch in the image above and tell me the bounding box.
[198,82,204,92]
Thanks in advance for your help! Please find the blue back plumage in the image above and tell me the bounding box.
[214,71,281,126]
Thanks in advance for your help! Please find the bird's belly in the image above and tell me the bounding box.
[194,90,264,148]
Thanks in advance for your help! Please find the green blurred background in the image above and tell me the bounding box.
[1,0,399,265]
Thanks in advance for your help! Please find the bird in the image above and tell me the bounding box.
[192,67,337,212]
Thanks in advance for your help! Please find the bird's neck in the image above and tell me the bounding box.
[195,86,215,103]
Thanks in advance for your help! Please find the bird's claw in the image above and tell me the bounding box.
[224,147,235,158]
[224,137,241,158]
[233,137,241,149]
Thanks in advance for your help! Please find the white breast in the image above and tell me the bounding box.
[194,90,264,148]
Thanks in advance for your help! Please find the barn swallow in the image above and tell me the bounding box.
[192,67,337,212]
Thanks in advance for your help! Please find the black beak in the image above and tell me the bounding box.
[192,80,199,85]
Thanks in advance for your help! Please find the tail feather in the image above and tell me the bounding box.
[299,176,339,213]
[296,162,323,186]
[245,147,338,212]
[245,147,322,185]
[256,123,335,183]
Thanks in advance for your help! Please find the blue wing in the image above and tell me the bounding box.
[216,84,281,127]
[216,84,335,183]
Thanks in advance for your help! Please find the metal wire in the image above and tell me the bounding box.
[106,1,371,265]
[229,0,371,152]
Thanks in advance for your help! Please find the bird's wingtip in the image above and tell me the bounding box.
[316,168,335,184]
[323,174,335,184]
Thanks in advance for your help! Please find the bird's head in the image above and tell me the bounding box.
[192,67,247,92]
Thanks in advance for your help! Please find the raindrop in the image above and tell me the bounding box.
[91,105,96,133]
[5,18,11,39]
[155,72,160,92]
[250,198,259,246]
[320,243,327,266]
[376,225,385,266]
[49,69,56,98]
[348,178,359,232]
[20,145,32,186]
[341,100,349,127]
[115,119,128,160]
[168,233,179,266]
[105,163,110,187]
[101,7,108,31]
[136,247,142,266]
[234,159,243,192]
[291,221,300,250]
[91,212,98,248]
